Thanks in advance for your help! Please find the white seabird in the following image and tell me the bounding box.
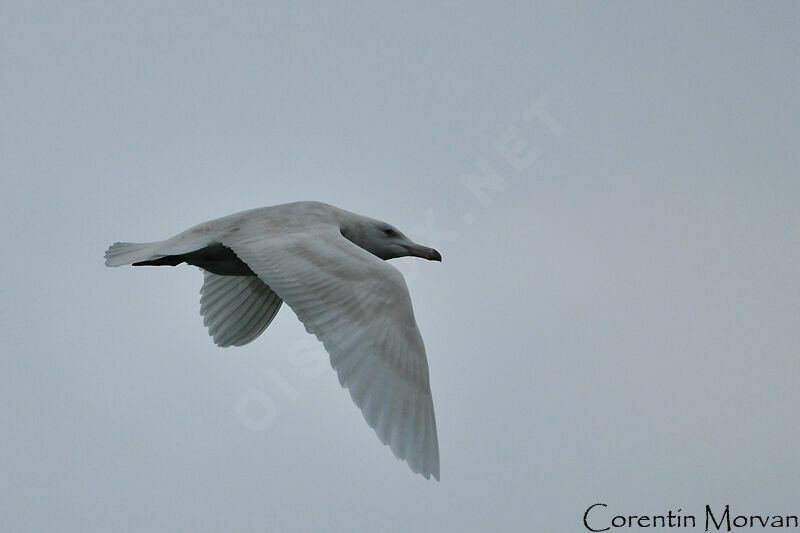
[105,201,442,480]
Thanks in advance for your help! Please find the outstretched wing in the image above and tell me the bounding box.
[199,272,283,347]
[223,226,439,479]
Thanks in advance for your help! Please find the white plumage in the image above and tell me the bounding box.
[105,201,442,480]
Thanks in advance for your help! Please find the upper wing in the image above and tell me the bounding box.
[199,271,283,347]
[223,225,440,479]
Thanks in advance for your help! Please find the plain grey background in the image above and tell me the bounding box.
[2,2,799,532]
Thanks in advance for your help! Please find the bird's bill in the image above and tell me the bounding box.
[403,243,442,261]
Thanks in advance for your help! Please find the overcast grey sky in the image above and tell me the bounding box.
[2,2,799,532]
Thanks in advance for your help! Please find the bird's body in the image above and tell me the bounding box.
[105,201,442,480]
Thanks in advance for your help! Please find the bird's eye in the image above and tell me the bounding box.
[383,227,395,236]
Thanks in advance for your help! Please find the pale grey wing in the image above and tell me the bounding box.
[224,227,440,480]
[199,271,283,347]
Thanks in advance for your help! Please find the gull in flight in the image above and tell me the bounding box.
[104,201,442,480]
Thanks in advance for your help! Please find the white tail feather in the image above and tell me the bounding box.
[104,241,161,267]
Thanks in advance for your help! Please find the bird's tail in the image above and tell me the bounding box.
[104,241,162,267]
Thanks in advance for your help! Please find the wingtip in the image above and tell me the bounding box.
[427,457,441,481]
[415,464,440,481]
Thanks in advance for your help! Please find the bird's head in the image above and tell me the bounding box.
[343,218,442,262]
